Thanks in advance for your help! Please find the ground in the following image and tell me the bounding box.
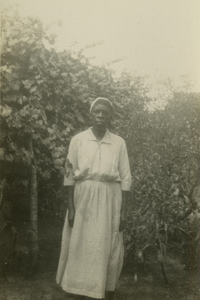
[0,219,200,300]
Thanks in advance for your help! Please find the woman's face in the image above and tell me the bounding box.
[91,104,111,130]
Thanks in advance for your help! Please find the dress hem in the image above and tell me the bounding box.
[60,285,105,299]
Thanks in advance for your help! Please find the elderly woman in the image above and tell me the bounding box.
[56,97,132,300]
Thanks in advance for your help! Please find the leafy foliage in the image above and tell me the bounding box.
[124,92,200,272]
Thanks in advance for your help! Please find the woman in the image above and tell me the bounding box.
[56,97,132,299]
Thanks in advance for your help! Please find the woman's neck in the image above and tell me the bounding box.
[92,127,106,142]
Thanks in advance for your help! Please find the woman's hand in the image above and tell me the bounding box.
[119,191,130,232]
[68,207,75,228]
[65,186,75,228]
[119,218,126,232]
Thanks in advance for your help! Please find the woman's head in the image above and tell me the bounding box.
[90,97,113,114]
[90,97,113,130]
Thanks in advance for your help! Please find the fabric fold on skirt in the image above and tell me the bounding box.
[56,180,124,299]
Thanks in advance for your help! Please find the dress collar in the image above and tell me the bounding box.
[87,127,111,144]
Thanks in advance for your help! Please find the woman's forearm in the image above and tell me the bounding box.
[121,191,130,220]
[65,186,75,210]
[64,186,75,227]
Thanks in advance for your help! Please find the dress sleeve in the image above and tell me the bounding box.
[63,136,78,186]
[118,140,132,191]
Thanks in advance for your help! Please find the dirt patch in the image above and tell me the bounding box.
[118,258,200,300]
[0,220,199,300]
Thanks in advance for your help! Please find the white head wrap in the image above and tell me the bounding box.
[90,97,113,113]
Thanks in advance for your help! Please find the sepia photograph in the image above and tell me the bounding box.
[0,0,200,299]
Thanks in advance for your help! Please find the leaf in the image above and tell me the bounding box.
[173,188,179,196]
[21,36,29,43]
[37,79,44,85]
[22,79,33,89]
[32,133,41,140]
[14,244,29,255]
[0,148,5,160]
[17,97,23,105]
[13,83,20,91]
[9,142,17,151]
[46,105,53,111]
[30,86,37,93]
[157,250,163,262]
[76,112,84,123]
[42,170,51,180]
[0,105,12,118]
[183,195,190,204]
[4,153,14,162]
[0,212,7,232]
[47,128,54,134]
[62,127,71,136]
[27,38,35,45]
[52,149,61,159]
[42,138,51,146]
[195,227,200,242]
[138,251,142,258]
[22,180,29,187]
[50,71,57,77]
[34,120,43,127]
[61,72,68,77]
[54,158,64,168]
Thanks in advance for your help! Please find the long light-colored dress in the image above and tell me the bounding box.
[56,128,132,299]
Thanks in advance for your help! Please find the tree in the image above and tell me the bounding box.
[124,90,200,275]
[0,9,90,272]
[0,8,148,272]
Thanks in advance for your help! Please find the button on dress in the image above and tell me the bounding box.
[56,128,132,299]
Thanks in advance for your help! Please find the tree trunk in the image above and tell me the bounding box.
[28,134,38,274]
